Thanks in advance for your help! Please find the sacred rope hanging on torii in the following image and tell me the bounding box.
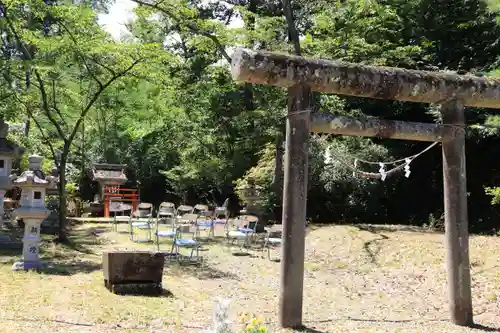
[230,47,500,329]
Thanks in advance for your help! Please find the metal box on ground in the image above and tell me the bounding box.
[102,251,165,295]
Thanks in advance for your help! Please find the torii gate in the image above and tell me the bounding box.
[231,48,500,329]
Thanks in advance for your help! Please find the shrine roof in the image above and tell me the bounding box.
[13,170,50,186]
[91,170,127,184]
[92,163,127,171]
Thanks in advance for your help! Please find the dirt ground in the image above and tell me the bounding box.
[0,222,498,333]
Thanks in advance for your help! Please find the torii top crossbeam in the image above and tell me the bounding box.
[231,48,500,109]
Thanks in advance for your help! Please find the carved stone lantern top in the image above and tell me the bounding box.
[13,154,50,188]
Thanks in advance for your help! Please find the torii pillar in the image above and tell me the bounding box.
[230,48,500,328]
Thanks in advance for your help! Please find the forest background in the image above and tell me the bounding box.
[3,0,500,240]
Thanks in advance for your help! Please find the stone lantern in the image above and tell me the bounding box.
[0,119,23,224]
[11,154,51,271]
[236,177,265,232]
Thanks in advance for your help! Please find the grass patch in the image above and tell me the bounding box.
[0,222,498,332]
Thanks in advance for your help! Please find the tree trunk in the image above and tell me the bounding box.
[57,154,68,243]
[273,132,284,221]
[24,118,30,136]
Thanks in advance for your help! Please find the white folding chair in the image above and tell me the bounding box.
[176,205,194,218]
[129,202,154,242]
[214,198,229,219]
[157,202,176,220]
[193,204,209,215]
[111,201,131,232]
[154,211,177,253]
[263,225,282,261]
[226,215,258,252]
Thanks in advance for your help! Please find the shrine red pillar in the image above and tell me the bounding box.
[104,197,110,217]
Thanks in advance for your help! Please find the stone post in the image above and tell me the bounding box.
[19,219,42,269]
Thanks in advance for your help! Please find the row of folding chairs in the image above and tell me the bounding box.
[113,202,282,261]
[112,203,229,261]
[157,202,228,220]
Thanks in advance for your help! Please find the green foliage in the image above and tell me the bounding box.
[2,0,500,233]
[234,143,276,214]
[303,0,422,66]
[485,187,500,205]
[65,182,79,198]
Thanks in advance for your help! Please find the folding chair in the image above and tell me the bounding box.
[154,212,177,253]
[226,215,258,252]
[177,213,198,225]
[172,225,201,261]
[129,202,153,242]
[113,214,130,232]
[263,225,282,261]
[112,201,131,232]
[195,215,215,239]
[157,202,176,220]
[176,205,194,218]
[214,198,229,219]
[193,204,209,216]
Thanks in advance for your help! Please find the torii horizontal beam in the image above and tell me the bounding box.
[312,113,445,142]
[231,48,500,109]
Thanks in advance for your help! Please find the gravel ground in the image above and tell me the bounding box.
[0,223,498,333]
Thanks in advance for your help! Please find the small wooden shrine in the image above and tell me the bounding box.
[90,163,130,217]
[91,163,127,200]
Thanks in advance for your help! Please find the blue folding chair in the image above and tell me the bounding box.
[226,215,258,252]
[172,225,201,261]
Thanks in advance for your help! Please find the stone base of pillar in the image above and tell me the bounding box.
[11,217,47,272]
[11,259,45,271]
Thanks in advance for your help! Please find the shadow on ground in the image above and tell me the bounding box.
[298,328,326,333]
[1,317,95,327]
[109,286,174,298]
[356,225,390,265]
[0,248,21,264]
[44,226,112,259]
[304,318,500,332]
[36,227,107,275]
[355,224,437,234]
[164,256,239,280]
[40,259,102,275]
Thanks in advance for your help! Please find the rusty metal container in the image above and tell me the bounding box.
[103,251,165,295]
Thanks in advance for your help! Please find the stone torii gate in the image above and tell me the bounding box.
[230,48,500,329]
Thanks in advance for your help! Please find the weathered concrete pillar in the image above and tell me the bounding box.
[280,84,312,328]
[441,99,473,326]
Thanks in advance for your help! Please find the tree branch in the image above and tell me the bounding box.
[67,58,143,146]
[58,21,104,89]
[51,79,68,128]
[130,0,232,62]
[32,70,68,141]
[12,93,59,165]
[0,3,68,141]
[89,55,117,76]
